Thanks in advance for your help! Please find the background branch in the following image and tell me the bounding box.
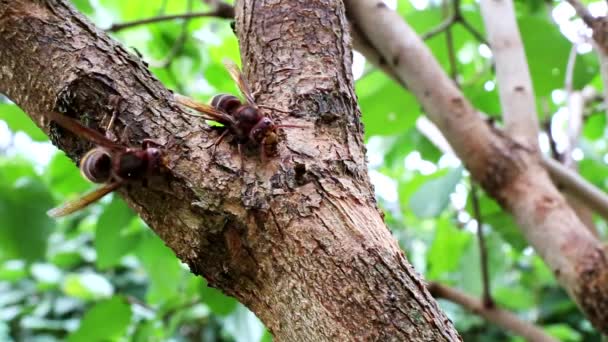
[470,184,494,308]
[480,0,539,149]
[107,3,234,32]
[428,283,558,342]
[0,1,461,340]
[343,0,608,332]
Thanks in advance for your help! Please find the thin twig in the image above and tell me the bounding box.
[541,98,561,162]
[443,0,458,83]
[422,16,456,41]
[566,0,596,28]
[470,183,494,308]
[149,0,194,69]
[565,45,577,94]
[428,283,558,342]
[459,19,489,46]
[107,5,234,32]
[421,0,487,46]
[543,155,608,222]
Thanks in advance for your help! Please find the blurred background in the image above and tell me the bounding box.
[0,0,606,340]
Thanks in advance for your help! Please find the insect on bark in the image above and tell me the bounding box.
[45,111,164,218]
[175,59,304,164]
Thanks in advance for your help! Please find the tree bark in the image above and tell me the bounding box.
[344,0,608,333]
[0,0,461,340]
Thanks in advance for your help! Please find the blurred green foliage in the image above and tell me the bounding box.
[0,0,605,340]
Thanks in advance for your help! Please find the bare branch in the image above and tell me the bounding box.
[350,24,404,87]
[421,16,456,41]
[428,283,559,342]
[480,0,539,149]
[567,0,608,116]
[106,4,234,32]
[566,0,596,28]
[0,0,462,339]
[344,0,608,332]
[421,0,487,46]
[470,184,494,308]
[148,0,194,69]
[542,156,608,224]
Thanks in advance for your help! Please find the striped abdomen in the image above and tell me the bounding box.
[211,94,242,115]
[80,148,112,183]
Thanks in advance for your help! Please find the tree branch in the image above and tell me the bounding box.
[350,23,404,87]
[0,0,461,340]
[428,283,558,342]
[148,0,194,69]
[343,0,608,333]
[470,184,494,308]
[567,0,608,117]
[420,0,487,46]
[106,3,234,32]
[566,0,595,28]
[480,0,539,149]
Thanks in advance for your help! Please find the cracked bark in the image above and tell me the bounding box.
[0,0,461,340]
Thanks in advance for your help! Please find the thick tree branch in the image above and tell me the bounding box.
[344,0,608,333]
[0,0,461,340]
[480,0,539,149]
[428,283,558,342]
[350,23,403,86]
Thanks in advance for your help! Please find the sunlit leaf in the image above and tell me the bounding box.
[201,281,238,317]
[221,305,266,342]
[95,197,138,269]
[62,273,114,300]
[357,72,419,137]
[67,296,132,342]
[409,167,463,218]
[427,219,472,280]
[0,165,54,262]
[136,233,182,304]
[0,104,47,141]
[544,323,582,342]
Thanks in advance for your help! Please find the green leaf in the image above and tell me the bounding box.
[95,197,138,269]
[357,71,419,137]
[544,324,582,342]
[71,0,94,14]
[221,305,265,342]
[62,273,114,300]
[427,219,472,280]
[67,296,132,342]
[45,153,91,197]
[201,282,238,316]
[466,193,526,251]
[484,211,526,251]
[493,286,535,310]
[0,260,27,282]
[409,167,463,218]
[0,104,47,141]
[582,113,605,141]
[519,16,595,98]
[136,232,182,304]
[31,263,63,288]
[0,163,54,262]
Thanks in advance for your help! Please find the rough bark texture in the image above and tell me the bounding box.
[0,0,461,340]
[344,0,608,333]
